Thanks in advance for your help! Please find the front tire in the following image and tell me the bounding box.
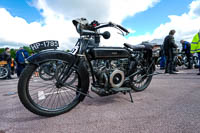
[18,59,89,117]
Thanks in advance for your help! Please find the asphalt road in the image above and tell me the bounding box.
[0,68,200,133]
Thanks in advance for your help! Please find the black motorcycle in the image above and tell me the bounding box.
[18,18,155,117]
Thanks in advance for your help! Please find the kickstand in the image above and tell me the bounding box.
[128,91,133,103]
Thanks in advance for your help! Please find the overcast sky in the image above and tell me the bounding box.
[0,0,200,49]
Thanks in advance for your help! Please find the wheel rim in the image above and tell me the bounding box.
[132,72,149,89]
[131,66,152,91]
[0,67,8,79]
[26,60,80,111]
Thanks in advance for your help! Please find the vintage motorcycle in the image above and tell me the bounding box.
[18,18,155,117]
[175,52,195,68]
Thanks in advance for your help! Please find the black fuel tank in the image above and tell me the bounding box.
[90,47,130,59]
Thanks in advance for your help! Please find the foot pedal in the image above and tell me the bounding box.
[91,86,111,96]
[111,87,132,92]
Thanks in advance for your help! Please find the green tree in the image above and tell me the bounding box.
[0,48,17,58]
[10,49,17,58]
[23,46,33,55]
[0,48,4,54]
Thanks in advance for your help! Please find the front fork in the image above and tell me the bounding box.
[56,56,80,85]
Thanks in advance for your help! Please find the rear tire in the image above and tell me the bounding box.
[130,64,153,92]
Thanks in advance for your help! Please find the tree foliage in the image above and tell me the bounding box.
[23,46,33,55]
[0,46,33,59]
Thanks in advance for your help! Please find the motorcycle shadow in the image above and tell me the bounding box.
[0,105,47,123]
[82,92,130,106]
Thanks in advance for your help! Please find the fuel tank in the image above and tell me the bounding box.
[89,47,130,59]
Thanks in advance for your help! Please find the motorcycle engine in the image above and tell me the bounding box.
[94,59,128,88]
[109,69,125,88]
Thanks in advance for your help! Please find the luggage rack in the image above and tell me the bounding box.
[0,61,8,66]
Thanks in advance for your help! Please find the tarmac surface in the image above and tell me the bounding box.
[0,68,200,133]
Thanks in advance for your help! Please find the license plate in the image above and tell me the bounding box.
[29,40,59,52]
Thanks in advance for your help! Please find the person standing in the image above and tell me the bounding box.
[15,47,29,77]
[163,30,178,74]
[190,30,200,75]
[1,47,12,79]
[180,40,192,69]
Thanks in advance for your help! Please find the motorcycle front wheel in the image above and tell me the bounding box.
[18,59,84,117]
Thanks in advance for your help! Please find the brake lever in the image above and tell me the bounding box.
[110,22,129,36]
[117,32,125,36]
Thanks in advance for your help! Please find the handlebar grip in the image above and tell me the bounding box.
[116,24,129,33]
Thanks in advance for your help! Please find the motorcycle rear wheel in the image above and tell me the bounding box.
[130,66,153,92]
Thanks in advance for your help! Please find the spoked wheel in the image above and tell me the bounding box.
[0,66,8,79]
[193,56,199,68]
[130,66,153,92]
[183,57,189,68]
[156,57,161,67]
[18,59,84,117]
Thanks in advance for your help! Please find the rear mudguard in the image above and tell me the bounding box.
[27,50,89,101]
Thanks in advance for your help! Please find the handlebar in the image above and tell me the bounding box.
[116,24,129,33]
[75,19,129,36]
[94,22,129,34]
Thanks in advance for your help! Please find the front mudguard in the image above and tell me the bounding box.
[27,50,76,65]
[27,50,90,101]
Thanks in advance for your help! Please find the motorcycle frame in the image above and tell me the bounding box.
[66,36,155,87]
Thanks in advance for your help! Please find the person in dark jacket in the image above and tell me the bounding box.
[15,47,29,77]
[180,40,192,69]
[163,30,178,74]
[1,47,12,79]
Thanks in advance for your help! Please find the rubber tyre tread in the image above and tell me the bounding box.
[131,67,153,92]
[18,64,83,117]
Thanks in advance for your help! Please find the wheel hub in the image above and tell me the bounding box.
[55,82,63,88]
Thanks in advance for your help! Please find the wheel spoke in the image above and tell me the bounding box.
[23,60,81,112]
[131,65,153,91]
